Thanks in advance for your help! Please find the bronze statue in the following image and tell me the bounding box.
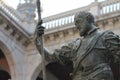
[35,11,120,80]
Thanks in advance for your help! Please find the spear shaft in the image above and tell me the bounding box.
[36,0,47,80]
[37,0,41,21]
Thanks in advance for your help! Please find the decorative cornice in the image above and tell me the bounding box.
[2,21,31,47]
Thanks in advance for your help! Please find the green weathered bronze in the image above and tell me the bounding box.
[35,11,120,80]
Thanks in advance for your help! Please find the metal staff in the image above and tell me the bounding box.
[36,0,47,80]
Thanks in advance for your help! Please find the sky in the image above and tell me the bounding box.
[5,0,105,17]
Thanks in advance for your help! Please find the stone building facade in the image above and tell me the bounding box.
[0,0,120,80]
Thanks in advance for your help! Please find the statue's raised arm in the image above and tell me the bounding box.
[34,21,81,63]
[34,21,54,61]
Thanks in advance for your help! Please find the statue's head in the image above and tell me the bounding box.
[74,11,95,37]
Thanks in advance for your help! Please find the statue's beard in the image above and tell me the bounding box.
[80,30,86,36]
[79,23,90,37]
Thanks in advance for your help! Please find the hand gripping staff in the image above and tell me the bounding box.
[36,0,47,80]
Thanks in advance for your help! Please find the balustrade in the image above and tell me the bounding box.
[0,0,30,36]
[0,0,23,24]
[100,0,120,15]
[43,0,120,30]
[42,15,75,29]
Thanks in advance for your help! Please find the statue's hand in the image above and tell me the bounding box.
[34,21,44,48]
[36,20,45,37]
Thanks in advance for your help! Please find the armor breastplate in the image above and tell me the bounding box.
[74,30,109,73]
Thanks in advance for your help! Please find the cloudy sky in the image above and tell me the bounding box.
[5,0,105,17]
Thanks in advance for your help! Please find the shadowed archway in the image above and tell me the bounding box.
[0,69,11,80]
[46,61,73,80]
[0,40,18,79]
[36,77,43,80]
[0,49,11,80]
[35,60,73,80]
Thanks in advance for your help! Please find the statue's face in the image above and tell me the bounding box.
[74,17,90,37]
